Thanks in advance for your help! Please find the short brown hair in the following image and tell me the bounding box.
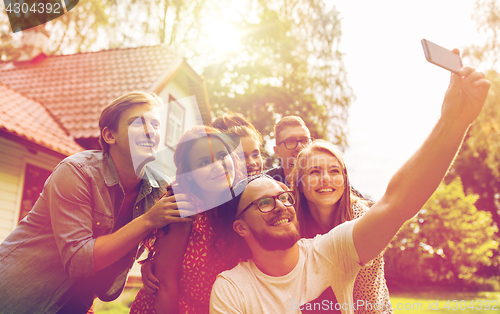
[274,116,307,143]
[99,91,163,154]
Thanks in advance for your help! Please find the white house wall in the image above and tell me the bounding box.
[0,137,62,243]
[152,76,206,179]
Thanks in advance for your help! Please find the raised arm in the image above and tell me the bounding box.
[353,64,490,264]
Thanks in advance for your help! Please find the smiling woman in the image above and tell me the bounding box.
[290,139,392,314]
[130,126,245,314]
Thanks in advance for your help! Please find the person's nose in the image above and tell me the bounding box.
[320,172,332,184]
[143,121,157,139]
[247,157,257,167]
[274,198,288,213]
[211,158,227,173]
[295,141,305,151]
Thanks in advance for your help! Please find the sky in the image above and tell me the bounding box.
[332,0,487,200]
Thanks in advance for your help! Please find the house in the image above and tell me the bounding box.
[0,83,84,240]
[0,27,212,283]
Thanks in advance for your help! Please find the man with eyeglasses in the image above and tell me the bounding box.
[267,116,367,201]
[266,116,312,185]
[210,66,490,313]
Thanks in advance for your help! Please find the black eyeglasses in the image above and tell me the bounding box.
[235,191,295,220]
[277,137,312,150]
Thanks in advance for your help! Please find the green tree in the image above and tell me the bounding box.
[204,0,352,146]
[465,0,500,67]
[0,11,18,61]
[385,178,499,290]
[1,0,353,147]
[446,0,500,280]
[0,0,113,59]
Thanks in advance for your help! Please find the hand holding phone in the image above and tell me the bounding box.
[421,39,462,74]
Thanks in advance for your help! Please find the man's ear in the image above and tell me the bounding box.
[102,127,116,145]
[273,145,278,156]
[233,219,249,237]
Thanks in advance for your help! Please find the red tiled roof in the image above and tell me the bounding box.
[0,83,84,156]
[0,45,204,140]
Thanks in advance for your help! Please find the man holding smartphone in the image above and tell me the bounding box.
[210,65,490,313]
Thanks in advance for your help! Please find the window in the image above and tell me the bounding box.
[19,164,51,222]
[165,95,185,148]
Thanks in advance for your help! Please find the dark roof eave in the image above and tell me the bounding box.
[0,129,77,159]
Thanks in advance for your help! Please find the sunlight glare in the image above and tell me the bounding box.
[203,21,242,56]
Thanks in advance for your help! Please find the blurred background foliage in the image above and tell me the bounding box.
[0,0,353,147]
[385,0,500,292]
[1,0,499,291]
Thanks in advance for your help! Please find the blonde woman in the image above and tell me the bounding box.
[290,140,392,313]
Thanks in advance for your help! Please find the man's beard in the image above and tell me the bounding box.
[250,220,301,251]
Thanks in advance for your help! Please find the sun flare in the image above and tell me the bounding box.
[203,21,242,56]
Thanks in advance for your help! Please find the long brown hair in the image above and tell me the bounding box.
[140,126,244,263]
[289,140,355,238]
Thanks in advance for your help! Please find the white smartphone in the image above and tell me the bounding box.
[421,39,462,74]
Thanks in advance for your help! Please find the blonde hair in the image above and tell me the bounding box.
[289,140,355,236]
[99,91,163,154]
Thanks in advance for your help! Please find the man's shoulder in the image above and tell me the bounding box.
[62,150,105,167]
[217,260,252,281]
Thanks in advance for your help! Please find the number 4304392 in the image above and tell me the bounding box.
[443,300,498,310]
[6,1,62,14]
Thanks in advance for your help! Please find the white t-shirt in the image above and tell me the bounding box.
[210,219,362,314]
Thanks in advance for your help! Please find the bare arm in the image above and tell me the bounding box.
[155,221,192,314]
[353,64,490,264]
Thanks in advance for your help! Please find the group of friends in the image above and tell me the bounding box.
[0,63,491,314]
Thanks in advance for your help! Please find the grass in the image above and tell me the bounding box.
[93,287,140,314]
[92,289,500,313]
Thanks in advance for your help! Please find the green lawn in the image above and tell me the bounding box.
[93,289,500,313]
[93,287,140,314]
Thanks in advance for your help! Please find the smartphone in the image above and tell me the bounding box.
[421,39,462,74]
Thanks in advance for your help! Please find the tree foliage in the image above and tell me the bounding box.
[385,178,499,290]
[436,0,500,284]
[1,0,353,148]
[0,11,18,61]
[448,70,500,225]
[465,0,500,67]
[204,0,353,146]
[0,0,113,59]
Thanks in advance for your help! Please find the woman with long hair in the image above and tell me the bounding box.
[290,140,392,313]
[130,126,244,314]
[211,113,264,177]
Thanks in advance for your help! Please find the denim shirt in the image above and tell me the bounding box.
[0,151,170,314]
